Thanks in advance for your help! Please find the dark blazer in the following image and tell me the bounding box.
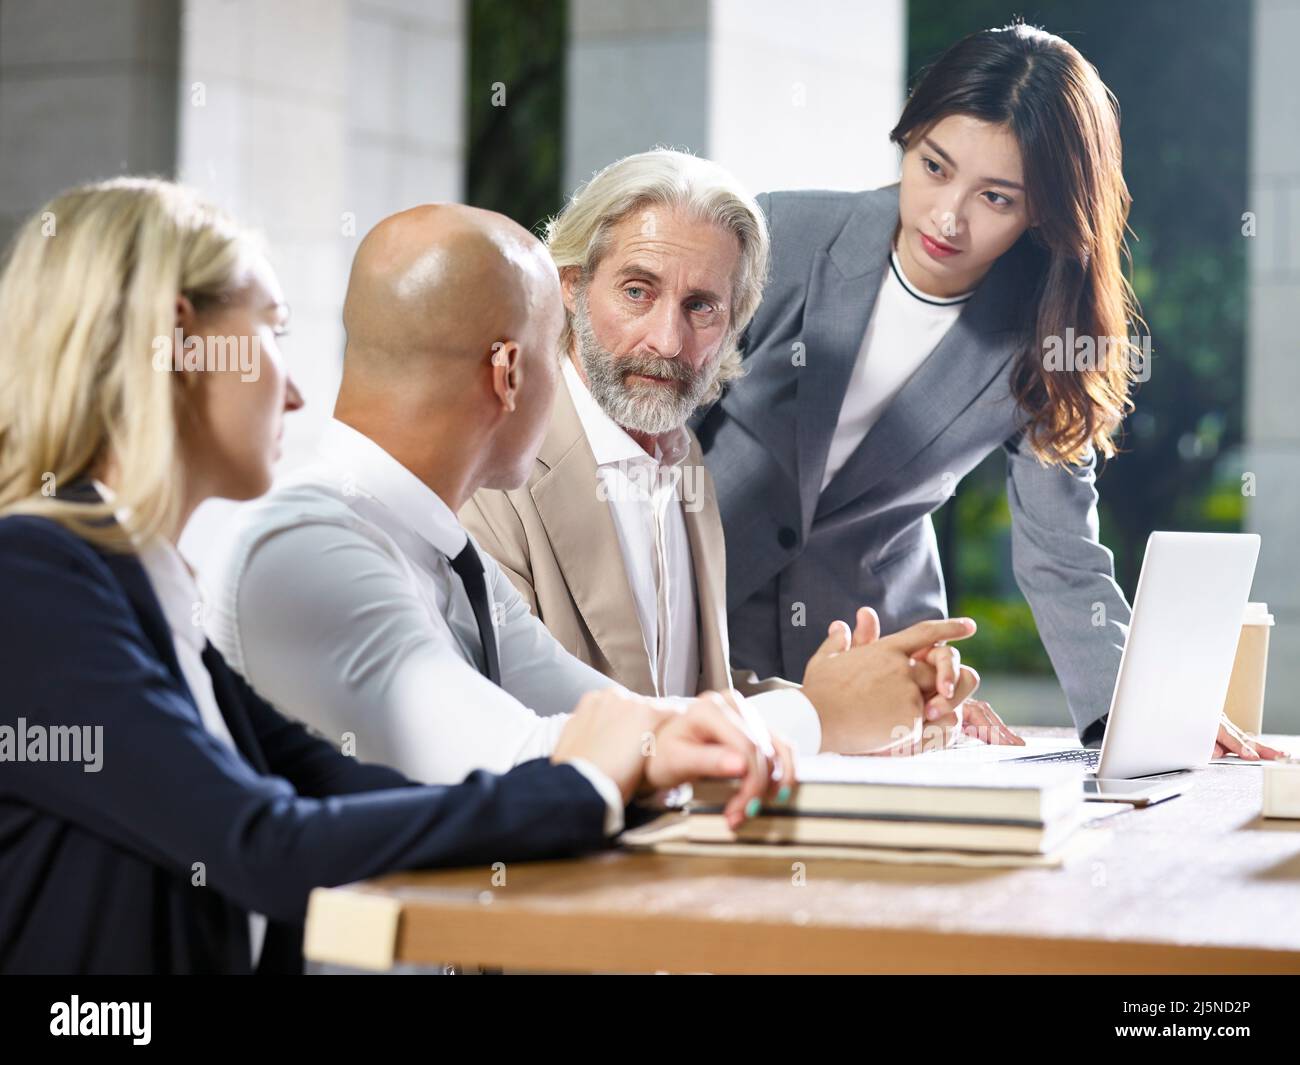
[0,510,608,974]
[696,185,1132,740]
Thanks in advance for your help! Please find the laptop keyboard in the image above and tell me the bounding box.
[1005,747,1101,770]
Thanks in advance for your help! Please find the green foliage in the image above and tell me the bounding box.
[465,0,568,236]
[954,596,1055,674]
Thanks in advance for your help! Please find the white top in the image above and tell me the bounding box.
[821,249,972,491]
[563,361,822,755]
[199,419,625,833]
[95,481,267,970]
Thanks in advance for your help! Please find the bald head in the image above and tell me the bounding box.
[340,203,561,394]
[334,203,567,504]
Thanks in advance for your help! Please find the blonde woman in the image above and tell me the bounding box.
[0,178,783,974]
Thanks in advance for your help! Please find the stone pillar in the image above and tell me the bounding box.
[564,0,905,197]
[178,0,466,473]
[0,0,179,248]
[1245,0,1300,734]
[1,0,466,564]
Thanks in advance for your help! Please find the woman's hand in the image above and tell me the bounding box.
[551,689,664,804]
[554,689,796,830]
[647,691,797,829]
[1211,715,1290,761]
[960,698,1025,746]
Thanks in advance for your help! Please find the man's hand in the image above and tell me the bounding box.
[1211,714,1290,761]
[840,607,1022,750]
[801,609,980,754]
[845,607,977,719]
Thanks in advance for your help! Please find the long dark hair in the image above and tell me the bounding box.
[890,23,1143,467]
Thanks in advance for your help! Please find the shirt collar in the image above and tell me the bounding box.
[92,479,205,653]
[888,248,974,306]
[562,358,690,468]
[315,418,468,559]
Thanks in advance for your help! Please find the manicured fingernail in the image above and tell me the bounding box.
[926,704,939,721]
[776,785,792,805]
[946,682,955,698]
[745,797,762,819]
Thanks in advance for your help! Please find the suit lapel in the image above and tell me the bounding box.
[815,235,1038,518]
[680,435,733,693]
[533,382,655,694]
[106,539,268,774]
[793,186,899,528]
[99,545,191,697]
[78,482,269,773]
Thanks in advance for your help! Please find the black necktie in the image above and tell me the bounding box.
[447,541,502,686]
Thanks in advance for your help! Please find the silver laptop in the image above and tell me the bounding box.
[946,532,1261,779]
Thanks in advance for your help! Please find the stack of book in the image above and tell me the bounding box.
[687,755,1086,857]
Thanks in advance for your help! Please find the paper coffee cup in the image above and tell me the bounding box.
[1222,602,1273,734]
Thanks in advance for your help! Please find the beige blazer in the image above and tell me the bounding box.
[461,381,793,699]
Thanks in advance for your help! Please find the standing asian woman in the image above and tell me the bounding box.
[696,23,1281,760]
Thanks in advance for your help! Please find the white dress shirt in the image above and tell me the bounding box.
[200,420,625,832]
[821,249,972,490]
[95,482,268,969]
[563,361,823,755]
[563,359,700,698]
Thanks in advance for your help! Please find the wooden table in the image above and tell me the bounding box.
[303,731,1300,974]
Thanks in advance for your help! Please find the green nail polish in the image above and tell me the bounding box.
[777,785,792,805]
[745,797,762,818]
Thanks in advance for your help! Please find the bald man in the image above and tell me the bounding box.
[199,205,804,815]
[202,205,973,802]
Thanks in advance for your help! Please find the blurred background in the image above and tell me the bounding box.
[1,0,1296,730]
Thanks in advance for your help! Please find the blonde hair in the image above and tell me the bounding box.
[545,148,769,402]
[0,177,258,549]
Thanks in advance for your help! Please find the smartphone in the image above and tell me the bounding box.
[1083,776,1185,806]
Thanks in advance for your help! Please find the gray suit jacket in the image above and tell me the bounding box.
[695,184,1131,739]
